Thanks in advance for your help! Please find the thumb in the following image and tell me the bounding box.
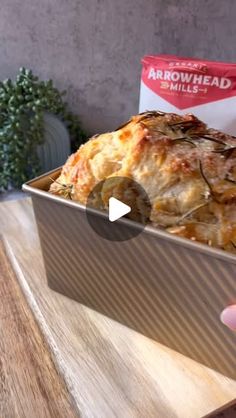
[220,305,236,330]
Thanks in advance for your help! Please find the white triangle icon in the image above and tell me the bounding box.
[108,197,131,222]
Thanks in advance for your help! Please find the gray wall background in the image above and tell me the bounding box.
[0,0,235,134]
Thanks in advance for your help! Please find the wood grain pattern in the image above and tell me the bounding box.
[0,240,78,418]
[1,197,236,417]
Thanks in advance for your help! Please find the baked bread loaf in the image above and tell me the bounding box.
[49,111,236,252]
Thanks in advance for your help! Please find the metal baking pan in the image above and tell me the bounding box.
[23,167,236,379]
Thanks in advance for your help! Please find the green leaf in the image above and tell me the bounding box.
[0,67,87,190]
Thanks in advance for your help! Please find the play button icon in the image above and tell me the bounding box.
[108,197,131,222]
[86,176,151,241]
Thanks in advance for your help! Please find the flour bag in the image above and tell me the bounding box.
[139,55,236,135]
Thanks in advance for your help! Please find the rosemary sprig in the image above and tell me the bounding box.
[225,174,236,184]
[139,110,165,116]
[115,111,165,131]
[139,112,165,124]
[150,128,167,135]
[199,160,214,194]
[170,120,196,127]
[49,177,66,188]
[198,161,234,204]
[49,177,73,199]
[199,135,228,147]
[177,201,209,225]
[212,146,236,156]
[171,137,196,147]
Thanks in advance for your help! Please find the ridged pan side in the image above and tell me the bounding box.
[32,195,236,379]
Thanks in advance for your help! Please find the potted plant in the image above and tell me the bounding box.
[0,67,86,191]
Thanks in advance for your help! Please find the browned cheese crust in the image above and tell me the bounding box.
[49,111,236,252]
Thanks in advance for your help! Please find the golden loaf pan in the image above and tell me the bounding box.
[23,167,236,379]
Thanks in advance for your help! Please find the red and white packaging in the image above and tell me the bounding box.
[139,55,236,135]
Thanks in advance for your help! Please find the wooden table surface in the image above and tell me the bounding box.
[1,196,236,418]
[0,240,78,418]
